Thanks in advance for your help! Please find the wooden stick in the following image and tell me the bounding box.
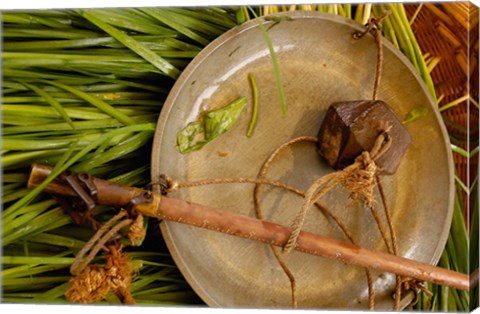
[27,163,469,291]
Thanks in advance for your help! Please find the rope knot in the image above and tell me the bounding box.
[157,174,179,195]
[284,131,393,254]
[342,151,377,207]
[353,10,391,40]
[128,214,146,246]
[66,245,135,304]
[66,210,142,305]
[341,130,392,207]
[65,265,109,304]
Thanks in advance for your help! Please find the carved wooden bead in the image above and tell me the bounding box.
[317,100,411,175]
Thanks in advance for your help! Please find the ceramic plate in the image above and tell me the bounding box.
[151,11,454,310]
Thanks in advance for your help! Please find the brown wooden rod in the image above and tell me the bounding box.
[27,163,469,291]
[27,163,148,207]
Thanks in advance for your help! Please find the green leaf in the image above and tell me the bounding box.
[204,96,247,140]
[176,97,247,154]
[403,105,428,124]
[176,121,205,154]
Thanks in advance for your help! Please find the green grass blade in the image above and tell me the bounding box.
[2,28,101,39]
[140,8,210,46]
[26,233,86,249]
[3,189,31,204]
[3,199,57,225]
[2,13,72,29]
[248,6,287,114]
[19,82,75,129]
[390,4,436,97]
[3,105,114,121]
[451,192,469,274]
[455,175,469,195]
[83,8,175,35]
[470,182,479,310]
[2,207,71,245]
[154,8,225,37]
[2,150,64,168]
[39,80,136,125]
[4,37,117,51]
[33,282,70,301]
[451,144,469,158]
[167,8,236,29]
[3,115,156,134]
[2,264,69,279]
[4,69,169,93]
[73,130,153,172]
[1,256,75,265]
[132,284,187,297]
[246,72,259,137]
[80,10,181,80]
[3,277,72,286]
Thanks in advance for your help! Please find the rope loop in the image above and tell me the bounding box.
[66,244,135,304]
[354,10,391,40]
[342,151,377,207]
[283,130,392,254]
[153,174,179,195]
[352,10,391,100]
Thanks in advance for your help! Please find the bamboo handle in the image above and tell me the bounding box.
[28,163,148,206]
[27,163,469,291]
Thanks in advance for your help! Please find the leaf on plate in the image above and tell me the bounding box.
[403,105,428,124]
[176,121,205,154]
[176,96,247,154]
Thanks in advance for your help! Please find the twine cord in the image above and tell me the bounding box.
[66,245,136,304]
[70,210,128,276]
[283,132,392,254]
[67,209,145,304]
[160,132,391,309]
[352,12,405,306]
[354,10,391,101]
[71,218,133,274]
[252,136,375,309]
[353,13,408,308]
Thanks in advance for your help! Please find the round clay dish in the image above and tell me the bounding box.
[151,11,454,310]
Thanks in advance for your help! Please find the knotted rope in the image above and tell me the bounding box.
[252,135,375,309]
[352,11,410,310]
[283,130,392,254]
[66,209,145,304]
[66,244,136,304]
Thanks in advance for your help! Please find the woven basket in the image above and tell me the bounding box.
[405,2,479,220]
